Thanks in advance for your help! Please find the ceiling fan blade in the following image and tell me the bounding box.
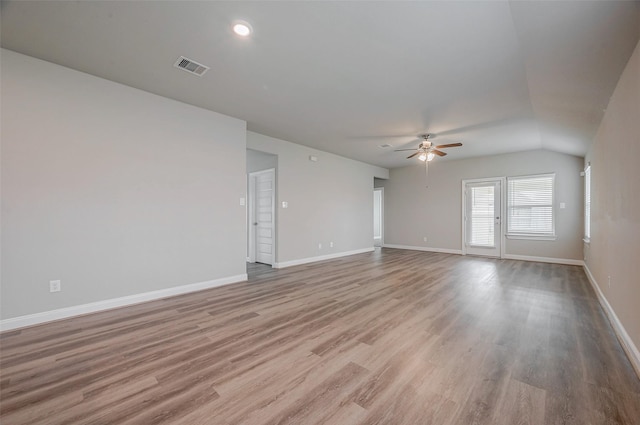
[435,143,463,149]
[432,149,447,157]
[394,148,418,152]
[407,151,420,159]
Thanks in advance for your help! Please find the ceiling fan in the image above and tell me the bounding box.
[395,134,462,161]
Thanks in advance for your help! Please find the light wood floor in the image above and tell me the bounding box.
[1,249,639,424]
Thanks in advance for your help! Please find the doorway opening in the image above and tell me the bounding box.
[374,187,384,247]
[246,149,277,277]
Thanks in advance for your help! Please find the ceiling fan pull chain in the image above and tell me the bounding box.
[425,160,429,188]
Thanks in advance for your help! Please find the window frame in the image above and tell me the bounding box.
[584,165,591,242]
[506,173,556,241]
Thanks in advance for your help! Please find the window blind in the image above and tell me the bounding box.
[470,186,495,246]
[507,174,554,236]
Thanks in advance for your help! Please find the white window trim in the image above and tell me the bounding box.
[506,173,556,240]
[584,165,591,243]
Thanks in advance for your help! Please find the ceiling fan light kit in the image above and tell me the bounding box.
[394,134,463,162]
[417,152,435,162]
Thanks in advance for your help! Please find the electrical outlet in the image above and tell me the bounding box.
[50,280,61,293]
[330,242,334,248]
[318,243,322,250]
[423,236,428,242]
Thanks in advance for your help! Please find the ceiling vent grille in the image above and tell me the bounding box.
[173,56,209,76]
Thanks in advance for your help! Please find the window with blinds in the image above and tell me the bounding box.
[584,166,591,240]
[507,174,555,237]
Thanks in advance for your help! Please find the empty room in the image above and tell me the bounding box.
[1,1,639,424]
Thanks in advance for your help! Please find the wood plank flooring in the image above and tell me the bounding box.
[1,248,639,424]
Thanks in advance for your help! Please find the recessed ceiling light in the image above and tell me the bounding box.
[233,21,252,37]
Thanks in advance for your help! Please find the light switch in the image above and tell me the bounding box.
[560,202,566,209]
[282,201,288,208]
[240,197,246,206]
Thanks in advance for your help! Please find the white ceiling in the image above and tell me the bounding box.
[2,1,638,168]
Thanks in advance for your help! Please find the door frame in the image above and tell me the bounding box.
[247,168,276,265]
[461,177,506,258]
[373,187,384,247]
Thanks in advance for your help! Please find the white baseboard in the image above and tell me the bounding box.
[382,244,463,255]
[383,245,582,266]
[273,247,374,269]
[583,264,640,379]
[502,254,584,266]
[0,274,248,332]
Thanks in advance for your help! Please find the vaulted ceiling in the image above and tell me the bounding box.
[2,1,638,168]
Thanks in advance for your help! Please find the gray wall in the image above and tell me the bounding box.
[247,131,388,264]
[1,49,247,320]
[378,150,584,260]
[585,41,640,353]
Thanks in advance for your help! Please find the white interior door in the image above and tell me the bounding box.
[249,169,275,265]
[464,179,502,257]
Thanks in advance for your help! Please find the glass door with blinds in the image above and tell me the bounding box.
[463,179,502,257]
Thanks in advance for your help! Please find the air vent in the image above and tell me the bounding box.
[173,56,209,76]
